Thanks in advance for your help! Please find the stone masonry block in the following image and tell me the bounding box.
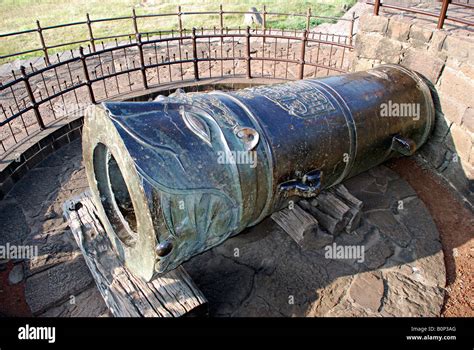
[409,25,433,48]
[442,35,474,60]
[459,62,474,81]
[461,159,474,181]
[461,108,474,134]
[375,37,403,63]
[355,31,402,64]
[401,48,445,83]
[428,31,447,53]
[438,94,465,126]
[450,123,473,162]
[359,13,389,33]
[355,33,383,58]
[25,257,93,315]
[439,67,474,109]
[387,18,411,42]
[352,58,375,72]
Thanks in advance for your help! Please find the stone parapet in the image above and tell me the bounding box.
[353,13,473,206]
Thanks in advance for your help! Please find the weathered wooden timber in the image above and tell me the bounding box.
[63,192,208,317]
[273,184,363,241]
[271,204,319,246]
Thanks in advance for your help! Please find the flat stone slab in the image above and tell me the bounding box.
[348,271,384,312]
[38,286,110,317]
[24,255,94,315]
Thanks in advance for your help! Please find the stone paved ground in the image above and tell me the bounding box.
[185,166,446,317]
[0,140,109,317]
[0,139,447,317]
[388,157,474,317]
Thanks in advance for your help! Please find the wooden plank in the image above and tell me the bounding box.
[315,191,351,221]
[271,204,319,246]
[273,184,364,242]
[63,192,207,317]
[329,184,363,233]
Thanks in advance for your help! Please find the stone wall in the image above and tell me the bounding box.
[353,13,474,206]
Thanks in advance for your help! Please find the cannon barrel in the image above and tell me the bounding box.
[82,64,435,281]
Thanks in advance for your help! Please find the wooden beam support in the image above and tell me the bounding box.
[273,184,363,242]
[271,204,319,246]
[63,192,208,317]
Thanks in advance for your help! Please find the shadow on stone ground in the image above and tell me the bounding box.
[0,138,466,317]
[0,140,106,317]
[184,166,447,317]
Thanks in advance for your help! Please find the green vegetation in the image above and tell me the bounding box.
[0,0,356,62]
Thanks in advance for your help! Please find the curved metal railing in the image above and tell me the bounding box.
[0,6,357,157]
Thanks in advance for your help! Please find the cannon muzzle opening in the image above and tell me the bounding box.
[82,64,436,281]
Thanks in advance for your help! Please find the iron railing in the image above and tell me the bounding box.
[0,5,356,67]
[0,7,357,157]
[369,0,474,29]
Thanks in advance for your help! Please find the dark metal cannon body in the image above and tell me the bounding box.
[82,64,435,281]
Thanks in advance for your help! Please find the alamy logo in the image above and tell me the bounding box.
[380,100,420,120]
[217,150,257,168]
[0,243,38,260]
[18,324,56,343]
[324,243,365,263]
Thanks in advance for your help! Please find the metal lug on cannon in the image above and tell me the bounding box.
[391,135,417,156]
[279,170,322,199]
[278,180,321,199]
[156,240,173,257]
[234,126,259,151]
[302,169,322,186]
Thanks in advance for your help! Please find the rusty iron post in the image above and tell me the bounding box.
[306,8,312,32]
[132,8,139,41]
[245,26,251,79]
[20,66,45,130]
[438,0,450,29]
[191,28,199,81]
[178,6,183,38]
[36,20,50,66]
[79,47,96,104]
[349,11,355,47]
[86,13,96,53]
[136,34,148,89]
[298,30,308,80]
[219,4,224,45]
[374,0,381,15]
[262,5,267,44]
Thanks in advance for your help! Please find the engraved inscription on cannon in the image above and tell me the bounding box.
[235,82,337,118]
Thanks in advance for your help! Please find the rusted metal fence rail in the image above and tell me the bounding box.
[368,0,474,29]
[0,7,356,157]
[0,6,355,66]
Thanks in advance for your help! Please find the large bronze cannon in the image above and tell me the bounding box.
[82,64,435,281]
